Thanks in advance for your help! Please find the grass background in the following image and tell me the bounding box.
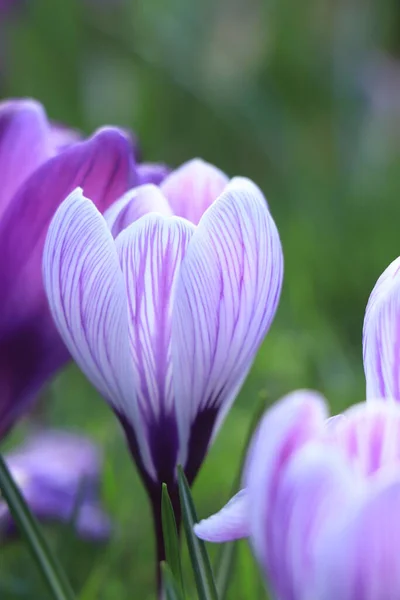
[0,0,400,597]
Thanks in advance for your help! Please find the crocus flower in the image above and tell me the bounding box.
[0,430,111,540]
[0,98,140,439]
[195,391,400,599]
[42,164,283,561]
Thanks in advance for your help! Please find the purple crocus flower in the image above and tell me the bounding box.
[42,162,283,561]
[0,430,111,540]
[195,391,400,599]
[0,98,139,439]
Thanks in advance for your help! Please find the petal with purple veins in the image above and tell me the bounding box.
[243,391,328,576]
[115,214,195,482]
[173,177,284,476]
[363,256,400,400]
[43,189,135,418]
[105,184,173,237]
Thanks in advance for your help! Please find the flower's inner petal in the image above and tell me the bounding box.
[329,401,400,478]
[105,184,173,237]
[362,255,400,400]
[116,213,195,482]
[172,177,283,476]
[194,489,249,542]
[160,158,228,225]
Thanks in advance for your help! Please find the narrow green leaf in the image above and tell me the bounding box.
[0,453,76,600]
[161,483,185,597]
[161,562,185,600]
[214,392,269,598]
[177,466,219,600]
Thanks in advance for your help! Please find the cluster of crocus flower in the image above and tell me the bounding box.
[1,429,111,541]
[194,255,400,599]
[42,159,284,559]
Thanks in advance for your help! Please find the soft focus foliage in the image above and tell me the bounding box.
[1,0,400,597]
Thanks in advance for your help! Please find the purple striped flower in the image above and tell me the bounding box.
[42,166,283,560]
[1,430,111,541]
[0,98,140,439]
[195,391,400,599]
[363,256,400,400]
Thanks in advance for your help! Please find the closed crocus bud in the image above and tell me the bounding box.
[0,430,111,541]
[43,169,283,564]
[0,98,137,439]
[195,392,400,600]
[363,256,400,400]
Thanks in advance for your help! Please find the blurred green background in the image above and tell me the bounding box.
[1,0,400,597]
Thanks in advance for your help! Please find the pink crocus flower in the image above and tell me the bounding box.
[0,98,167,439]
[42,160,283,561]
[195,391,400,599]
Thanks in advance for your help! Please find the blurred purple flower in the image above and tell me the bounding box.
[42,161,283,560]
[0,98,140,439]
[0,430,111,541]
[195,391,400,599]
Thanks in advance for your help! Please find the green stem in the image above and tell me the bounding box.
[0,453,76,600]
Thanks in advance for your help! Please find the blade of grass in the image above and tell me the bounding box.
[161,562,185,600]
[177,466,218,600]
[161,483,185,597]
[0,453,76,600]
[214,392,269,598]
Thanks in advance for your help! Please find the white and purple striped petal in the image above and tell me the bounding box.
[105,184,172,238]
[173,177,283,474]
[116,214,195,483]
[363,256,400,400]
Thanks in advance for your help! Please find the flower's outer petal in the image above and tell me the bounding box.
[137,162,170,186]
[115,214,195,483]
[160,158,228,224]
[363,256,400,400]
[50,122,80,151]
[243,391,328,579]
[314,478,400,600]
[105,184,173,237]
[0,127,136,439]
[194,489,249,542]
[330,400,400,478]
[262,442,359,600]
[0,99,53,217]
[43,189,138,425]
[173,177,284,478]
